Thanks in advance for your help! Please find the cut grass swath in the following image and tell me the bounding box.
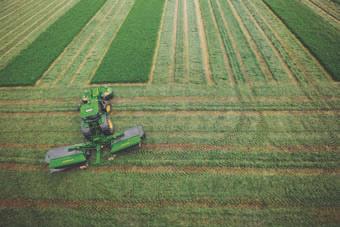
[263,0,340,81]
[0,0,107,86]
[91,0,165,83]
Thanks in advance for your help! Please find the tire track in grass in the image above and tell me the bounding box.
[0,162,338,176]
[212,0,248,83]
[0,0,21,15]
[187,0,206,84]
[0,0,64,54]
[255,0,336,110]
[0,0,42,35]
[0,0,36,22]
[244,0,333,107]
[0,0,76,70]
[301,0,340,29]
[76,0,137,86]
[237,0,297,84]
[148,0,168,84]
[182,0,190,83]
[35,0,116,87]
[0,109,338,116]
[310,0,340,22]
[218,0,266,83]
[0,143,338,153]
[46,0,121,87]
[0,0,108,86]
[227,0,274,82]
[2,199,339,212]
[168,0,178,83]
[173,0,185,83]
[150,0,175,84]
[251,0,332,82]
[201,0,235,85]
[194,0,213,85]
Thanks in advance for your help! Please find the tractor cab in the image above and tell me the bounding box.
[80,87,114,140]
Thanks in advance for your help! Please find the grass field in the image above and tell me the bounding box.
[0,0,339,226]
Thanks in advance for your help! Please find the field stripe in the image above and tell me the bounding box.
[36,0,121,87]
[0,143,338,154]
[0,0,36,22]
[302,0,340,30]
[205,0,235,85]
[186,0,206,84]
[38,0,135,87]
[0,0,64,55]
[168,0,178,83]
[237,0,298,84]
[0,0,21,15]
[148,0,168,84]
[0,0,43,36]
[43,2,117,87]
[254,0,333,82]
[150,0,176,84]
[0,0,77,70]
[53,1,121,87]
[182,0,190,83]
[1,198,339,211]
[69,1,135,86]
[194,0,213,85]
[80,1,136,86]
[0,162,338,176]
[227,0,274,82]
[309,0,340,22]
[0,108,338,116]
[213,0,248,83]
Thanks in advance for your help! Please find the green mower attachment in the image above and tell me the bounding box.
[45,126,145,173]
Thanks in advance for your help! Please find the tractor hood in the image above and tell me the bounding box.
[80,101,99,119]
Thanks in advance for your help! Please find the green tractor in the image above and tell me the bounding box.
[80,87,114,140]
[44,87,145,173]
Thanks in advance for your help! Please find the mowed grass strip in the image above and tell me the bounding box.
[91,0,165,83]
[263,0,340,81]
[0,206,338,226]
[0,0,107,86]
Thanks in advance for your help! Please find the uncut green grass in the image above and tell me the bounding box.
[263,0,340,81]
[92,0,165,83]
[0,0,107,86]
[1,171,338,207]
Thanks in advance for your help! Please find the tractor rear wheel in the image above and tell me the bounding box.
[105,118,114,135]
[81,123,92,140]
[100,115,114,135]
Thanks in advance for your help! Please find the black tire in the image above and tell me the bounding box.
[100,115,114,135]
[81,124,92,140]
